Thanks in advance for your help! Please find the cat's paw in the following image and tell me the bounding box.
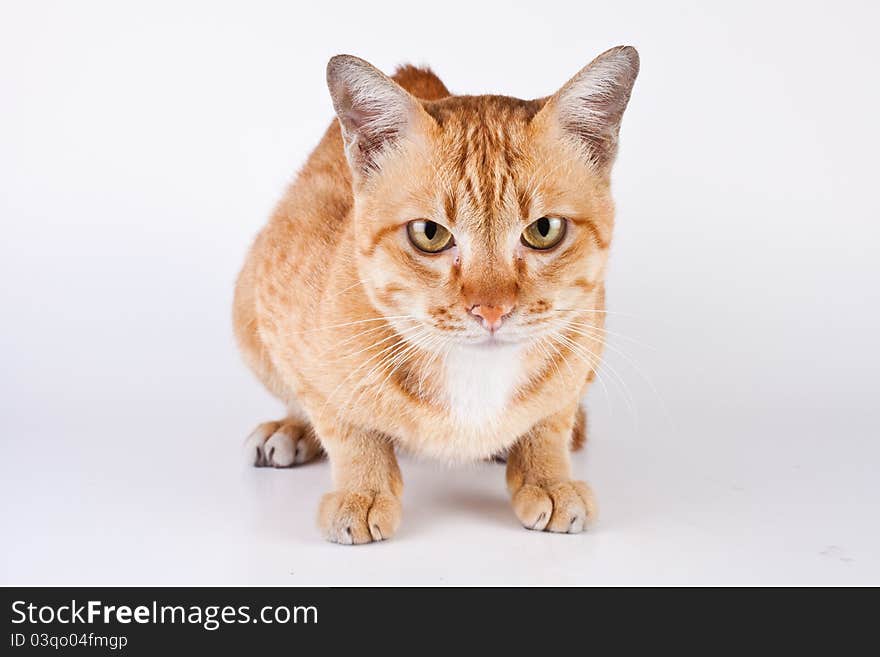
[511,480,596,533]
[244,419,322,468]
[318,490,402,545]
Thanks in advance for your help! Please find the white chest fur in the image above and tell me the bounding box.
[442,343,523,427]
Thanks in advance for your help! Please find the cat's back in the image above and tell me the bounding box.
[387,64,451,102]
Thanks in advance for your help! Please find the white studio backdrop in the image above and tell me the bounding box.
[1,1,878,584]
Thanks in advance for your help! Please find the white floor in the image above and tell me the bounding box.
[2,399,877,586]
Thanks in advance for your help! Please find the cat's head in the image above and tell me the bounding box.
[327,48,638,349]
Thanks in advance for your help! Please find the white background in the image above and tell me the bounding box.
[2,0,878,585]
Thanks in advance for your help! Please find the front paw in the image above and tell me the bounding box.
[511,480,596,533]
[318,490,402,545]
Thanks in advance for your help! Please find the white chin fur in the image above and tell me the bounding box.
[443,341,523,428]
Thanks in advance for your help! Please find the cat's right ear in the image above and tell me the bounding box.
[327,55,429,179]
[536,46,640,170]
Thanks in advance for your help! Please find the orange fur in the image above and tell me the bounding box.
[234,47,639,543]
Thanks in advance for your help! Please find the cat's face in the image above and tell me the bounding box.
[328,49,638,350]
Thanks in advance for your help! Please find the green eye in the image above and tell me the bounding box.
[521,217,566,250]
[407,220,454,253]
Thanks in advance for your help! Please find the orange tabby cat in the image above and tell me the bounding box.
[234,47,639,544]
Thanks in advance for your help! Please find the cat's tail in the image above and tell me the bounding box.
[392,64,451,101]
[571,405,587,452]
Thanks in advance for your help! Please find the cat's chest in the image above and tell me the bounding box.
[442,344,524,426]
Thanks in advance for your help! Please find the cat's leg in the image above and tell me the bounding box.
[506,404,597,533]
[235,260,322,468]
[243,400,323,468]
[316,423,403,545]
[493,403,588,462]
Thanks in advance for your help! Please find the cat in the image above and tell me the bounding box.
[233,46,639,544]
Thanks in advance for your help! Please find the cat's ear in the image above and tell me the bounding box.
[537,46,640,169]
[327,55,429,177]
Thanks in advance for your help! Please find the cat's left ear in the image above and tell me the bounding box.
[327,55,432,179]
[536,46,640,170]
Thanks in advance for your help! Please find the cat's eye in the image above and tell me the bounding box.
[521,217,566,250]
[406,220,454,253]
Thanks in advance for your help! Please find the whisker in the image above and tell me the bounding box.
[322,278,368,302]
[554,318,656,351]
[547,332,613,418]
[557,318,673,431]
[329,321,424,362]
[335,326,447,421]
[552,308,653,322]
[553,329,638,429]
[534,335,567,385]
[340,331,438,419]
[566,328,639,431]
[286,315,418,336]
[332,322,396,349]
[318,327,429,424]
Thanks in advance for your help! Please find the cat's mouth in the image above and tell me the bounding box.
[462,334,519,348]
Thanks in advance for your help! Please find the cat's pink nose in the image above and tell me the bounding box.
[469,304,512,333]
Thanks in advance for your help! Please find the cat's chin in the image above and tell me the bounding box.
[461,334,519,349]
